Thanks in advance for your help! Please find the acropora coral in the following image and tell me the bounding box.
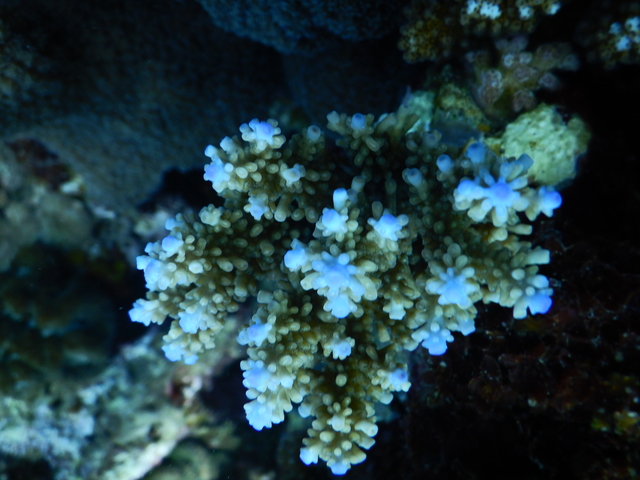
[130,105,562,474]
[465,36,578,119]
[577,1,640,67]
[399,0,566,62]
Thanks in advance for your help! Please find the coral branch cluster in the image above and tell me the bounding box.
[130,105,561,474]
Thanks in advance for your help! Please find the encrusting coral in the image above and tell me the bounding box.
[130,104,562,474]
[484,102,590,186]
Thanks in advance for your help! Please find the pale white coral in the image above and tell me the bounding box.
[281,163,306,186]
[317,208,349,237]
[237,317,273,347]
[426,266,479,308]
[454,149,533,226]
[308,252,366,318]
[239,118,285,153]
[368,212,408,241]
[203,154,232,193]
[324,333,355,360]
[130,108,565,476]
[246,195,270,220]
[283,239,315,272]
[411,315,455,356]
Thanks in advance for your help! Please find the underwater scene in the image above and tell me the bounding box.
[0,0,639,479]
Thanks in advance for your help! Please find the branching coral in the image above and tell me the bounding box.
[130,106,562,474]
[465,36,578,118]
[577,1,640,67]
[399,0,567,62]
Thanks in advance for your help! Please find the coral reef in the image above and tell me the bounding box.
[3,0,639,478]
[130,104,563,474]
[399,0,567,62]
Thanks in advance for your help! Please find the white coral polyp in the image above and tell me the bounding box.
[386,297,407,320]
[242,359,272,392]
[177,303,209,334]
[481,176,527,224]
[436,154,454,173]
[525,185,562,220]
[332,188,349,211]
[311,252,365,318]
[426,266,478,309]
[537,187,562,216]
[368,213,407,241]
[129,298,162,326]
[244,399,282,431]
[412,316,455,355]
[388,368,411,391]
[237,317,273,347]
[465,141,486,164]
[512,274,554,319]
[203,156,232,192]
[160,235,183,257]
[350,113,366,131]
[282,164,306,186]
[240,119,283,153]
[284,239,312,271]
[247,195,270,220]
[404,167,424,186]
[241,358,296,430]
[454,165,531,226]
[137,256,173,290]
[326,334,355,360]
[306,125,322,142]
[162,340,198,365]
[318,208,349,236]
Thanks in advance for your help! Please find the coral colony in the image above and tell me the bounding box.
[130,107,561,474]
